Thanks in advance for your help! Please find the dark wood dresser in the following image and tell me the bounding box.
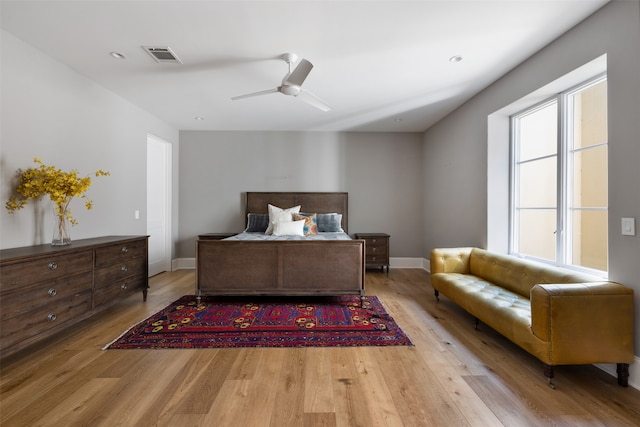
[354,233,390,273]
[0,235,148,359]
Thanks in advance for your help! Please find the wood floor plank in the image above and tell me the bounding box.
[304,348,335,413]
[90,350,194,426]
[1,348,106,425]
[172,349,238,415]
[373,346,468,426]
[334,346,405,427]
[303,412,337,427]
[203,348,284,427]
[135,349,213,425]
[31,377,119,427]
[270,348,306,426]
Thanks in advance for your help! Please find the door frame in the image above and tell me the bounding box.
[147,133,172,276]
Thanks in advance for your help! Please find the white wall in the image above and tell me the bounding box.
[0,30,180,252]
[422,0,640,360]
[177,131,424,259]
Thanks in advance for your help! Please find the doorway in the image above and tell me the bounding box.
[147,134,172,276]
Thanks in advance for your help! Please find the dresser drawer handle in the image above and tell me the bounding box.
[121,283,128,290]
[48,288,57,297]
[372,239,377,244]
[372,247,377,252]
[47,313,57,321]
[48,262,58,270]
[121,265,128,272]
[121,246,128,254]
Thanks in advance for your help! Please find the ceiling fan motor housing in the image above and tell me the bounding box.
[280,85,301,96]
[282,52,298,64]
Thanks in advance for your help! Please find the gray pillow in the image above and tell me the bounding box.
[244,213,269,232]
[315,213,343,232]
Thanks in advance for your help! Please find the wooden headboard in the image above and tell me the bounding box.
[245,192,349,233]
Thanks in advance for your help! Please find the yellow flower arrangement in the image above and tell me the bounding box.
[5,158,109,226]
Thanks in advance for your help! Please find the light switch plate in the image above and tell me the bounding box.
[621,217,635,236]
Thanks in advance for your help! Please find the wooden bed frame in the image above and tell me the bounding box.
[196,192,365,302]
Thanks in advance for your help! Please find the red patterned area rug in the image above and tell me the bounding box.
[105,295,413,349]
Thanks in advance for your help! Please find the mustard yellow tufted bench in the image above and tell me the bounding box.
[430,247,635,388]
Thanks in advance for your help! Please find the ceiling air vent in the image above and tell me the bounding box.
[142,46,182,64]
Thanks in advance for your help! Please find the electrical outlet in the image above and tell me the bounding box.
[621,217,635,236]
[134,210,140,220]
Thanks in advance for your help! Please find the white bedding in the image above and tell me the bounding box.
[223,232,352,241]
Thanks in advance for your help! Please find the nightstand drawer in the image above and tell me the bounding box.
[365,244,387,255]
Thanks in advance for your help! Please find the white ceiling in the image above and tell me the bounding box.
[1,0,609,132]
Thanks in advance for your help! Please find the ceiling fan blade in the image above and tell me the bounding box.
[296,89,332,112]
[284,59,313,86]
[231,88,278,100]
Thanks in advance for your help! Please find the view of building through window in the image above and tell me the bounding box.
[512,77,608,274]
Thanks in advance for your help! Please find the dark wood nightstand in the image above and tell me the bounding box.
[355,233,390,274]
[198,233,238,240]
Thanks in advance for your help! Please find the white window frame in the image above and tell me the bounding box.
[510,74,608,277]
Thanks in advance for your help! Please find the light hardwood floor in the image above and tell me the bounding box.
[1,269,639,426]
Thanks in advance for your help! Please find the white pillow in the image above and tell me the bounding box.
[265,204,301,235]
[273,219,306,236]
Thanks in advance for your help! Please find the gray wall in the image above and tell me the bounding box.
[422,1,640,355]
[177,131,424,259]
[0,30,180,252]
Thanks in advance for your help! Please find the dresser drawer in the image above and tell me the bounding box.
[94,256,146,289]
[94,239,147,268]
[0,291,92,349]
[1,271,93,322]
[93,274,145,307]
[0,250,93,293]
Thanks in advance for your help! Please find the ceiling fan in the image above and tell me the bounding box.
[231,53,331,112]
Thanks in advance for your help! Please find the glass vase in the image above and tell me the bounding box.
[52,210,71,246]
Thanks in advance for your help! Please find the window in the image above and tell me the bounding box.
[510,75,608,275]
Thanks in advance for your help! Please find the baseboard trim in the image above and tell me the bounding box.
[172,257,195,270]
[389,257,425,269]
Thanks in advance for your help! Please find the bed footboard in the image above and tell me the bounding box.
[196,239,365,298]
